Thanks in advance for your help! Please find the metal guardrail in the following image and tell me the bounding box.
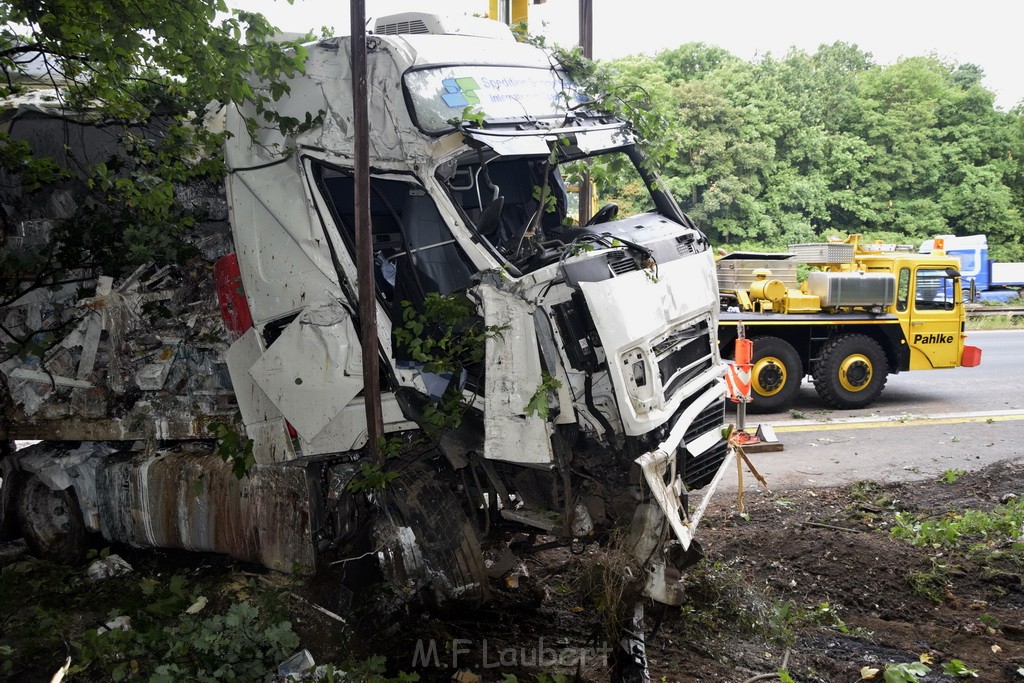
[965,305,1024,317]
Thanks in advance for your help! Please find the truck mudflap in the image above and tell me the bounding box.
[630,378,731,605]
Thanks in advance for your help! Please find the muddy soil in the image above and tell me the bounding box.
[2,459,1022,682]
[328,458,1024,682]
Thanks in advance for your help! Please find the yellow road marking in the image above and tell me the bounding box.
[773,413,1024,433]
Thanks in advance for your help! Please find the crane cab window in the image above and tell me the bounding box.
[914,269,955,311]
[896,268,910,312]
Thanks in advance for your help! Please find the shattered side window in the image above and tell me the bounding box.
[314,167,476,303]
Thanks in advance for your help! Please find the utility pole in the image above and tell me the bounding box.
[578,0,594,226]
[350,0,385,459]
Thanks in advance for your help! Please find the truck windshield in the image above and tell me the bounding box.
[440,143,699,275]
[404,65,582,134]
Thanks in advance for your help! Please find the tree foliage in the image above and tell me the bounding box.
[587,42,1024,260]
[0,0,310,302]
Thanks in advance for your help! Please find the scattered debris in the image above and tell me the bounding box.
[1,218,236,438]
[483,546,516,579]
[0,539,28,565]
[96,615,131,636]
[276,649,315,681]
[505,559,531,589]
[184,596,208,614]
[49,656,71,683]
[86,553,133,581]
[287,592,348,626]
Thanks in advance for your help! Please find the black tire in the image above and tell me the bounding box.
[0,454,21,541]
[374,463,489,611]
[16,474,87,564]
[813,334,889,409]
[746,336,802,413]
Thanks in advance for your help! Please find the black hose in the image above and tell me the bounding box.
[584,373,616,439]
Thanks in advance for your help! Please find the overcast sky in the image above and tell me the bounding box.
[231,0,1023,110]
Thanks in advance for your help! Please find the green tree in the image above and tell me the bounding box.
[0,0,311,303]
[589,41,1022,257]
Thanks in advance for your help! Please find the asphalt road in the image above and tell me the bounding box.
[718,329,1024,492]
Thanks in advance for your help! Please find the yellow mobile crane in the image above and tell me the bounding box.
[716,236,982,411]
[488,0,546,26]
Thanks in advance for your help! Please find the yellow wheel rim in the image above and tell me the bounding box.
[752,356,787,397]
[839,354,873,392]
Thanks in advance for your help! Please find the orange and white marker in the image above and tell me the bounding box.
[729,327,753,403]
[727,322,761,446]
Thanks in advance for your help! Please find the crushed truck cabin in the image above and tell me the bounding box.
[0,13,732,608]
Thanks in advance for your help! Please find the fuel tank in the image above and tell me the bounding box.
[807,271,896,308]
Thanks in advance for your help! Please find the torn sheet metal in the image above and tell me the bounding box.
[2,254,236,438]
[478,283,553,465]
[224,327,294,464]
[248,301,362,443]
[299,393,417,457]
[624,504,685,606]
[226,158,345,325]
[97,445,316,573]
[634,379,728,551]
[462,122,630,158]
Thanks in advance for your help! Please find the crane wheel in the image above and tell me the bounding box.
[813,334,889,409]
[746,336,802,413]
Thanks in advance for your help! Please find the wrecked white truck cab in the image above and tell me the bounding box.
[1,14,729,607]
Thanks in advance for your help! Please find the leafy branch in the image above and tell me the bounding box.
[209,417,255,480]
[524,371,562,420]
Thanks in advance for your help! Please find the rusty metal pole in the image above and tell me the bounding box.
[578,0,594,226]
[350,0,385,459]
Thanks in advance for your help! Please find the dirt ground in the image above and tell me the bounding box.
[2,459,1023,682]
[330,458,1024,682]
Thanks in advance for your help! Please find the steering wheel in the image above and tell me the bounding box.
[476,196,505,236]
[586,202,619,226]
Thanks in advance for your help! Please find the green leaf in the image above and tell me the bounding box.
[883,661,931,683]
[943,659,979,678]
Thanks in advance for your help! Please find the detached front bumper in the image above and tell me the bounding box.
[629,378,733,605]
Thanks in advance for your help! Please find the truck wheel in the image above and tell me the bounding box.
[747,336,802,413]
[0,455,20,541]
[374,463,489,611]
[813,334,889,409]
[16,474,87,564]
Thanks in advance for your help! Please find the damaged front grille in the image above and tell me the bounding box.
[656,320,714,399]
[679,399,727,489]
